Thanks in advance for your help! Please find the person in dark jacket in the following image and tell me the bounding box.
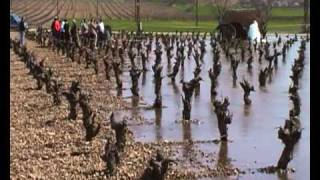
[64,19,70,42]
[19,17,26,46]
[70,19,80,47]
[89,18,98,49]
[105,25,112,43]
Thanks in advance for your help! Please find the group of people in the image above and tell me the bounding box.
[51,16,111,49]
[18,16,112,49]
[51,17,72,42]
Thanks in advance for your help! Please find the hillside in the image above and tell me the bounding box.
[11,0,304,33]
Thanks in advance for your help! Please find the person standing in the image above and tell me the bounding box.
[64,19,70,42]
[70,19,80,47]
[98,19,105,34]
[81,19,88,35]
[105,24,111,43]
[58,19,63,40]
[80,19,88,45]
[60,19,65,40]
[89,18,98,49]
[18,17,27,46]
[51,17,57,38]
[98,19,105,48]
[53,17,61,38]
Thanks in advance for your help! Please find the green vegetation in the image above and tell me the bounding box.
[173,3,303,19]
[106,20,216,32]
[70,6,304,33]
[103,19,302,33]
[271,7,304,17]
[174,4,218,17]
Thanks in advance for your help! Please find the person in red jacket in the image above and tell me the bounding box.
[51,17,61,39]
[54,18,61,39]
[51,17,57,38]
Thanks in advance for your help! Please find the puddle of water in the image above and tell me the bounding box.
[118,34,309,179]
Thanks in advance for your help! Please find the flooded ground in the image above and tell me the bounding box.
[118,34,310,179]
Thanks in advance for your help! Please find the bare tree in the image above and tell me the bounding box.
[304,0,310,32]
[212,0,233,23]
[250,0,275,38]
[135,0,142,36]
[56,0,59,17]
[196,0,199,26]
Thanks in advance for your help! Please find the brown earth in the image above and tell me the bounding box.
[11,0,192,27]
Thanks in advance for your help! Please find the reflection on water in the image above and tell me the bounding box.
[155,108,162,141]
[182,121,194,158]
[182,121,192,141]
[232,79,237,88]
[171,81,180,94]
[217,141,231,168]
[142,71,147,86]
[268,73,273,84]
[131,96,140,117]
[121,34,309,179]
[243,104,251,116]
[180,65,185,81]
[277,170,289,180]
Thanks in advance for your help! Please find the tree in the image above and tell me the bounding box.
[196,0,199,26]
[250,0,276,39]
[135,0,142,36]
[304,0,310,33]
[212,0,232,24]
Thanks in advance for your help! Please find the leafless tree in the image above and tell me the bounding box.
[212,0,233,23]
[250,0,276,38]
[304,0,310,32]
[196,0,199,26]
